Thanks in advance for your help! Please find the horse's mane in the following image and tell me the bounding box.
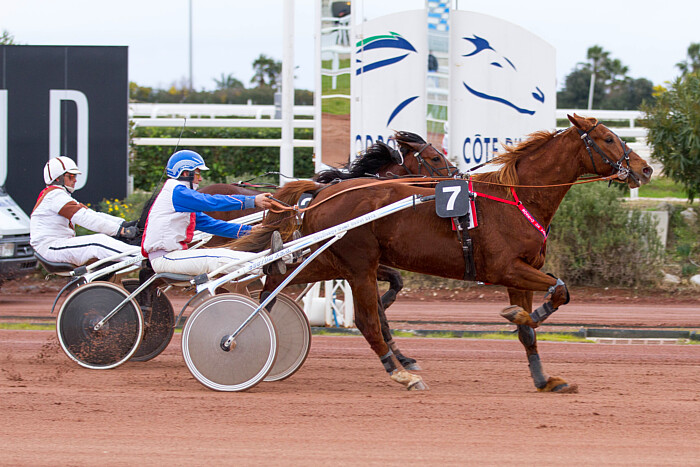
[471,130,557,190]
[315,142,395,183]
[224,180,322,252]
[314,131,427,183]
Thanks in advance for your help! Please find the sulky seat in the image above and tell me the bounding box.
[34,251,77,275]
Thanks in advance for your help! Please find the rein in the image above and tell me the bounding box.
[268,123,632,242]
[268,172,622,215]
[268,177,443,214]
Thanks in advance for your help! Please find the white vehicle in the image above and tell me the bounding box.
[0,186,37,283]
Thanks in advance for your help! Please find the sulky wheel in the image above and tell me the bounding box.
[56,281,143,370]
[182,293,277,392]
[122,279,175,362]
[252,291,311,382]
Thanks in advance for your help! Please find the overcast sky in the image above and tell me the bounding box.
[3,0,698,92]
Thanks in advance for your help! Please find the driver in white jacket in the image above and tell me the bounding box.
[30,156,138,266]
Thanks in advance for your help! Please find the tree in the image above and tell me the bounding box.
[676,42,700,76]
[642,72,700,201]
[213,73,243,90]
[558,46,652,110]
[557,67,604,108]
[250,54,282,89]
[0,30,18,45]
[604,77,654,110]
[585,45,610,109]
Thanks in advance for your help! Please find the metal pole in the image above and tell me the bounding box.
[188,0,193,91]
[280,0,295,185]
[587,69,595,110]
[313,0,323,172]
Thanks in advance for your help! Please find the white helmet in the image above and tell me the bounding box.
[44,156,82,185]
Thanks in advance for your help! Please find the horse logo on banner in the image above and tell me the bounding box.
[461,35,546,116]
[354,31,421,143]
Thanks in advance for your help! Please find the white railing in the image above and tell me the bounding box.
[555,109,647,138]
[129,103,316,148]
[129,104,650,151]
[129,103,314,119]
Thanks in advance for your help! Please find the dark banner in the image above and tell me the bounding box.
[0,45,127,214]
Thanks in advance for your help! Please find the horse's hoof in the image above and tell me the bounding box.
[500,305,538,328]
[537,376,579,393]
[403,362,422,371]
[408,379,429,391]
[391,370,428,390]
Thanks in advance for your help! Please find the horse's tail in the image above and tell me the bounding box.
[225,180,322,252]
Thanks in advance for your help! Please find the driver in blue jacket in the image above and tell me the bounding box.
[141,150,286,276]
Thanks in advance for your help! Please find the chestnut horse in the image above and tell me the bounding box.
[201,131,457,370]
[228,114,653,391]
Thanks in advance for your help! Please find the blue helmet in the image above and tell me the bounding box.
[166,150,209,179]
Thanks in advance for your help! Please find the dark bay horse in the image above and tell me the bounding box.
[229,114,653,391]
[200,131,457,369]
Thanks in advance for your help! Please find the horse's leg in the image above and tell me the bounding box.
[506,288,575,393]
[377,265,403,309]
[499,262,570,329]
[259,260,426,390]
[374,277,420,371]
[350,274,427,391]
[500,265,578,394]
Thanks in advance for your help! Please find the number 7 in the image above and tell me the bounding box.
[442,185,461,211]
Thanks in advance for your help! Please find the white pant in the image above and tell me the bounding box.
[150,248,261,277]
[37,234,135,266]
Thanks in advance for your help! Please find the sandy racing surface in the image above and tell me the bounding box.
[1,284,699,464]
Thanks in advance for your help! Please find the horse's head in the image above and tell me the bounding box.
[390,131,458,177]
[568,114,653,188]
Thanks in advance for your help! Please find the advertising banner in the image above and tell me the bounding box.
[0,46,128,213]
[351,10,427,156]
[448,12,555,171]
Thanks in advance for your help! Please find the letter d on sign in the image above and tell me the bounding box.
[49,90,89,190]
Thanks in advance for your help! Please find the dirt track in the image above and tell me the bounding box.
[1,286,699,465]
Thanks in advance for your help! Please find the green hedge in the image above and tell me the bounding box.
[546,183,663,287]
[131,127,315,190]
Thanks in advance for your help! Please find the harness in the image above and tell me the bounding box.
[576,123,639,186]
[393,143,459,178]
[450,179,548,281]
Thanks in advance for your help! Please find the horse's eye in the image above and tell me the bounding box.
[432,156,441,162]
[605,137,614,144]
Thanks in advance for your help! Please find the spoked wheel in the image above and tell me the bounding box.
[57,282,143,370]
[182,293,277,392]
[252,291,311,382]
[122,279,175,362]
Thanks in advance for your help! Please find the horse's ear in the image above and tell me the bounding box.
[567,113,583,130]
[568,113,598,132]
[397,140,423,154]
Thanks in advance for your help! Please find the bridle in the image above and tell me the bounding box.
[394,143,459,177]
[576,123,639,186]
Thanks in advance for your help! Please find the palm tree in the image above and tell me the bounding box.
[214,73,243,90]
[251,54,282,89]
[586,45,610,109]
[676,42,700,76]
[0,30,17,45]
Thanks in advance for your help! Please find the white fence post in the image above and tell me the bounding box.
[302,280,355,328]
